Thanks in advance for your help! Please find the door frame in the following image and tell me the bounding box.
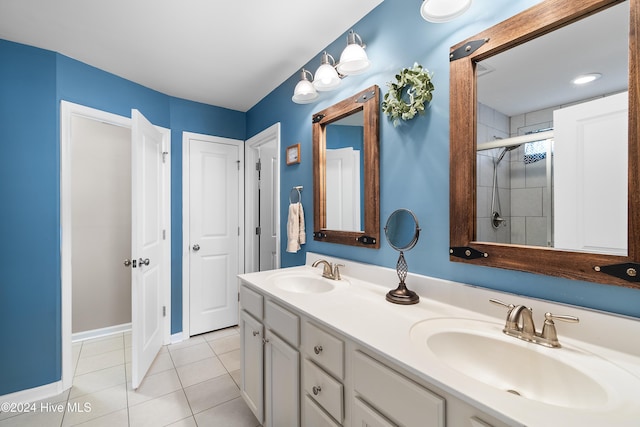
[181,132,245,338]
[60,101,171,390]
[245,123,281,273]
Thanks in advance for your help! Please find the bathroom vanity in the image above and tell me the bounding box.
[238,253,640,427]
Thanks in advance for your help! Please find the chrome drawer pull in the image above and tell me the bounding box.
[252,330,260,336]
[314,345,323,355]
[312,386,322,396]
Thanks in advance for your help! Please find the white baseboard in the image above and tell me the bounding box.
[0,381,65,405]
[170,332,183,344]
[71,323,131,343]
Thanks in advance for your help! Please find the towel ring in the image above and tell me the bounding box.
[289,186,303,204]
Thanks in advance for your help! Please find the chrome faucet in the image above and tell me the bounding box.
[490,299,579,348]
[311,259,343,280]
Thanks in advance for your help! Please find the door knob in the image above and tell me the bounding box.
[123,259,132,267]
[193,244,200,251]
[138,258,150,266]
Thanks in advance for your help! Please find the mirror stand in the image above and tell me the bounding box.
[384,208,421,305]
[386,251,420,305]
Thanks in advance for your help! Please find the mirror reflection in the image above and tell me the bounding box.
[385,208,420,251]
[325,111,365,232]
[475,1,629,256]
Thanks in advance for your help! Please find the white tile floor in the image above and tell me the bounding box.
[0,327,261,427]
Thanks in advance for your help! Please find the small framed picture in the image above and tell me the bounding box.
[286,143,301,165]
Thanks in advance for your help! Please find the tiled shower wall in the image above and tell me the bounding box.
[476,102,551,246]
[476,102,511,243]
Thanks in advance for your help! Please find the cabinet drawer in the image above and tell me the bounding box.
[265,299,300,346]
[240,284,263,319]
[303,321,344,379]
[303,359,343,423]
[353,350,445,427]
[352,397,397,427]
[303,395,341,427]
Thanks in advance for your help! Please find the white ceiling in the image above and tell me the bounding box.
[477,2,629,117]
[0,0,383,112]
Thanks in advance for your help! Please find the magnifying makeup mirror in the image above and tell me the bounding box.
[384,209,421,305]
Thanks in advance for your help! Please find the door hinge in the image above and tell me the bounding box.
[162,306,166,317]
[162,151,169,163]
[256,160,261,171]
[237,160,241,170]
[238,227,241,236]
[238,293,240,302]
[256,226,261,235]
[162,229,166,240]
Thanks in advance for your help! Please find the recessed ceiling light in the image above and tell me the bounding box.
[420,0,472,23]
[572,73,602,85]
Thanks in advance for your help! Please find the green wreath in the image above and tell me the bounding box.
[382,63,434,127]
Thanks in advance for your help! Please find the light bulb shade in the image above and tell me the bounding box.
[420,0,472,23]
[292,69,318,104]
[337,43,371,75]
[314,63,341,91]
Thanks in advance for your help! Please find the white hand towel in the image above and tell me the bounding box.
[286,202,306,253]
[287,203,301,253]
[298,202,306,245]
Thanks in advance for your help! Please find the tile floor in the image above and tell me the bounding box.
[0,326,261,427]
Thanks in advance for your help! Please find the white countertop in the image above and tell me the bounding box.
[238,252,640,427]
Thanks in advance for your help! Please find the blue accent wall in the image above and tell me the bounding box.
[0,40,60,395]
[247,0,640,320]
[0,39,245,395]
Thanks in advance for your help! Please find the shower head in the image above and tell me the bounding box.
[495,144,522,164]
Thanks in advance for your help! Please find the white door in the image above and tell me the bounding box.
[245,124,281,274]
[326,147,361,231]
[258,143,278,271]
[131,109,165,389]
[189,137,241,335]
[553,91,628,255]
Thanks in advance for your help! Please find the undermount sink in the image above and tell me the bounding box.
[410,318,639,409]
[266,271,347,294]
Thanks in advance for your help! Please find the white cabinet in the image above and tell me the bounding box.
[352,350,445,427]
[239,284,300,427]
[240,309,264,422]
[240,280,511,427]
[265,330,300,427]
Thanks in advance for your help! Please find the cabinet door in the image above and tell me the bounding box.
[265,330,300,427]
[240,310,264,423]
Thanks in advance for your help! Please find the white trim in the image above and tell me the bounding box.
[182,132,245,339]
[60,101,171,393]
[71,323,131,343]
[171,332,184,344]
[245,123,281,273]
[0,381,65,405]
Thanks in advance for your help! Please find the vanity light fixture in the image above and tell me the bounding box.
[313,52,341,91]
[336,30,371,75]
[292,29,371,103]
[572,72,602,85]
[420,0,472,23]
[292,69,319,104]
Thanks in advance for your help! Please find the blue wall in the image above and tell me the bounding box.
[246,0,640,319]
[0,39,245,395]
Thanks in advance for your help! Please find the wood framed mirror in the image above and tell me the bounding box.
[313,85,380,248]
[449,0,640,288]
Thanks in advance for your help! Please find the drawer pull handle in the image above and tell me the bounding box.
[262,338,269,344]
[312,386,322,396]
[252,330,260,336]
[314,345,323,355]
